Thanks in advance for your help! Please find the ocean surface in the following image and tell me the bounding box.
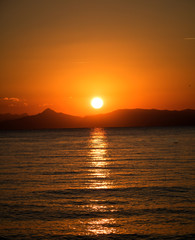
[0,127,194,240]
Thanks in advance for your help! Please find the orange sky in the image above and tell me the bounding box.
[0,0,195,115]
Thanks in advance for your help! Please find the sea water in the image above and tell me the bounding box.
[0,127,194,239]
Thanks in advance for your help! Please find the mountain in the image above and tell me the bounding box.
[84,109,195,128]
[0,113,28,122]
[0,108,82,130]
[0,108,195,130]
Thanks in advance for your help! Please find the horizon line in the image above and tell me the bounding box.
[1,107,195,118]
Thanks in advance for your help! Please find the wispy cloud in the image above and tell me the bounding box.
[184,37,195,40]
[39,103,53,107]
[0,97,27,109]
[2,97,20,102]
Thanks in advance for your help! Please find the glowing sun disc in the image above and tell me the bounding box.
[91,97,103,109]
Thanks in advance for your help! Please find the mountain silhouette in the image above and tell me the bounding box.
[0,108,194,130]
[0,108,82,130]
[0,113,28,122]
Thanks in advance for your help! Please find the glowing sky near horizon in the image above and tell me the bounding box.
[0,0,194,115]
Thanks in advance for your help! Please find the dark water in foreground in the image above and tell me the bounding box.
[0,127,195,239]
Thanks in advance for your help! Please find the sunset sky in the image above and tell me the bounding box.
[0,0,194,115]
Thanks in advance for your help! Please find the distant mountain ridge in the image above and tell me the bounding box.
[0,108,195,130]
[0,113,28,122]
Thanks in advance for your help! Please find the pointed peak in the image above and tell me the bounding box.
[41,108,56,115]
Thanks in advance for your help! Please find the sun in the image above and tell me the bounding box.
[91,97,104,109]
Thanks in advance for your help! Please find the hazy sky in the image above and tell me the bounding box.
[0,0,195,115]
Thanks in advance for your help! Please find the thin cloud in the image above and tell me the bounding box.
[184,37,195,40]
[2,97,20,102]
[39,103,53,107]
[0,97,26,106]
[0,97,29,113]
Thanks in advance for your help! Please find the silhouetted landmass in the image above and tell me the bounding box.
[0,108,195,130]
[0,113,28,122]
[0,108,82,130]
[84,109,195,128]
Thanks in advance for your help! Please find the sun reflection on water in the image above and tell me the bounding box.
[84,128,117,235]
[87,218,117,235]
[88,128,112,189]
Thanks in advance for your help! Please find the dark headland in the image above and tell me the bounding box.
[0,108,195,130]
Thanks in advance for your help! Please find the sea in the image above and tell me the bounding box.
[0,127,194,240]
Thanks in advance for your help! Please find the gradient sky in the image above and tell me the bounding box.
[0,0,195,115]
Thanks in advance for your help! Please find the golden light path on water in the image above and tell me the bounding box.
[88,128,110,189]
[85,128,116,235]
